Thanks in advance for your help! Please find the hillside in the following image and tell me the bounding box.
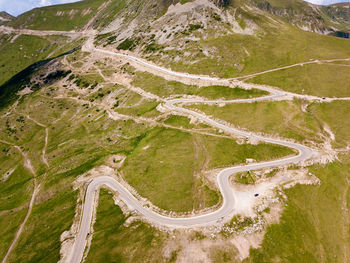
[0,0,350,263]
[6,0,172,31]
[5,0,350,36]
[0,11,13,25]
[250,0,350,37]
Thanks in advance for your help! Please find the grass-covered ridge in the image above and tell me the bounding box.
[132,71,268,99]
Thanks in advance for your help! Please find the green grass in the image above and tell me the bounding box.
[7,191,78,263]
[326,60,350,65]
[0,111,43,145]
[0,150,33,260]
[68,74,104,89]
[122,127,293,212]
[309,101,350,147]
[189,100,324,143]
[85,189,165,263]
[0,33,79,86]
[245,154,350,263]
[203,136,294,169]
[164,115,195,129]
[0,209,27,260]
[132,71,268,99]
[163,115,210,130]
[249,64,350,97]
[0,34,52,85]
[115,99,160,117]
[0,165,33,211]
[122,127,219,212]
[0,35,82,110]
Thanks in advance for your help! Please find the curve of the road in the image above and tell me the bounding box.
[66,42,319,263]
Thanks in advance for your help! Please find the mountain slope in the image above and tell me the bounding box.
[4,0,350,37]
[0,11,13,25]
[91,0,350,80]
[0,0,350,263]
[6,0,175,31]
[249,0,350,37]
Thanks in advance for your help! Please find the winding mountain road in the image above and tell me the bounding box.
[0,27,346,263]
[65,41,320,263]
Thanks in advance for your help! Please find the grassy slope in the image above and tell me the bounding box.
[7,191,78,263]
[1,64,292,260]
[231,100,350,262]
[0,34,52,85]
[0,156,33,260]
[167,24,350,79]
[0,1,348,262]
[9,0,105,31]
[189,100,323,143]
[246,154,350,263]
[251,0,350,32]
[122,127,293,212]
[8,0,157,31]
[0,33,84,87]
[115,99,160,118]
[309,101,350,147]
[163,115,212,130]
[86,189,165,263]
[249,63,350,97]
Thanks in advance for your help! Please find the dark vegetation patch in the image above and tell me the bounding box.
[0,48,77,110]
[189,24,203,31]
[329,31,350,38]
[117,37,140,51]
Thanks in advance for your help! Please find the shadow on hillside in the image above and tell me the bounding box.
[0,47,79,110]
